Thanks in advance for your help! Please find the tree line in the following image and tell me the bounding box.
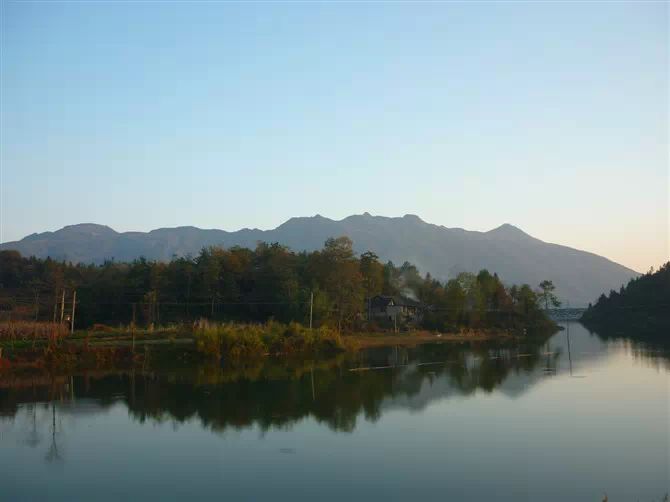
[0,237,556,333]
[581,262,669,332]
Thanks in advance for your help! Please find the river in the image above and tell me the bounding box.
[1,322,668,501]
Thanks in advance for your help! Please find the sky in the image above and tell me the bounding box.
[1,1,667,273]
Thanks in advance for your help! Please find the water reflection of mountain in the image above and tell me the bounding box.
[1,323,668,435]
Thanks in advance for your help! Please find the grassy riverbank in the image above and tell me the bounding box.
[0,320,554,373]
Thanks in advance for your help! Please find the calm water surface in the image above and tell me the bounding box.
[1,322,668,501]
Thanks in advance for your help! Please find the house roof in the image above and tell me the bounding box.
[370,295,423,308]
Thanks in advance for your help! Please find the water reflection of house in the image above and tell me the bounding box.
[368,295,424,324]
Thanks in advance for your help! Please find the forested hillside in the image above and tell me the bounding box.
[0,238,554,334]
[581,262,670,332]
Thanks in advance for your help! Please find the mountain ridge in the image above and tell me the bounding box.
[1,214,638,306]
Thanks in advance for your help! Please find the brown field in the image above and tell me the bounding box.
[0,321,69,342]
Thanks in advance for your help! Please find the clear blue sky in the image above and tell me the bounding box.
[1,1,667,272]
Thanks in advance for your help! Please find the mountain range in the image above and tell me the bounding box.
[0,213,638,306]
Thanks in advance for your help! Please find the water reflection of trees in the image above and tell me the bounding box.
[1,340,557,435]
[587,325,670,372]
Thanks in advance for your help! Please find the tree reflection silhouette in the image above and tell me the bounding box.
[45,402,62,465]
[5,333,663,439]
[0,342,550,435]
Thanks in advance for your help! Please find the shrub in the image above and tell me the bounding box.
[193,320,345,361]
[0,321,68,344]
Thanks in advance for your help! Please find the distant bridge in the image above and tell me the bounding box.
[546,308,587,321]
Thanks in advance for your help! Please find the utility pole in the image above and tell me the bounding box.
[309,291,314,329]
[70,290,76,334]
[566,320,573,377]
[59,290,65,324]
[131,303,137,353]
[34,291,40,321]
[152,292,158,326]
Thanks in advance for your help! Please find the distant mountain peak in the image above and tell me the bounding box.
[487,223,532,238]
[58,223,117,236]
[278,214,333,229]
[493,222,519,231]
[402,214,424,223]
